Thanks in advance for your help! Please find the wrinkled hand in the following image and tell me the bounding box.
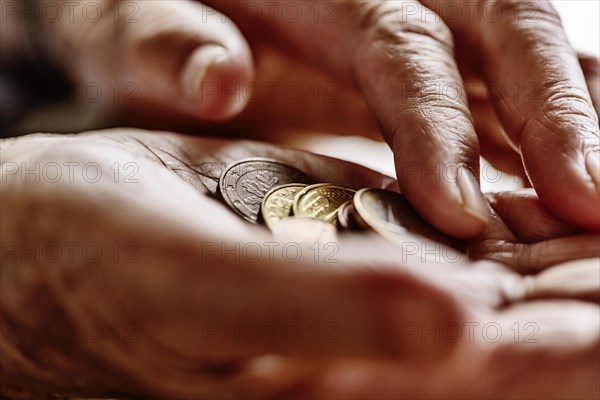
[20,0,600,238]
[1,129,598,398]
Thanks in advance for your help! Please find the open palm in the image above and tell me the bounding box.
[1,129,598,398]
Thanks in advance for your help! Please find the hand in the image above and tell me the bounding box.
[0,128,412,398]
[1,129,598,398]
[17,0,600,238]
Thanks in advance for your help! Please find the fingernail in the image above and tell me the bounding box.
[586,151,600,191]
[456,166,489,225]
[181,45,228,104]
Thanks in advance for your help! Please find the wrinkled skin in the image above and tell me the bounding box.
[4,0,600,237]
[2,0,599,397]
[1,130,598,398]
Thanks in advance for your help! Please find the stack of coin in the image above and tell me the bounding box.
[219,158,464,250]
[219,158,313,223]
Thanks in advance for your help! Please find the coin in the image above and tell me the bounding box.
[353,188,464,250]
[336,200,364,231]
[271,217,337,244]
[336,201,353,230]
[293,184,356,224]
[261,183,308,230]
[219,158,314,223]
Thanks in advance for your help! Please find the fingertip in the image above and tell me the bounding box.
[435,200,489,240]
[181,44,254,120]
[457,166,490,225]
[180,44,228,105]
[522,140,600,231]
[399,163,489,239]
[420,204,488,240]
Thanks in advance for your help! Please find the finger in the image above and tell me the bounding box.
[352,2,489,238]
[524,258,600,302]
[428,0,600,229]
[43,0,254,120]
[210,0,489,238]
[486,190,581,242]
[469,190,600,272]
[579,53,600,116]
[464,54,600,188]
[123,1,255,119]
[480,234,600,274]
[463,54,600,189]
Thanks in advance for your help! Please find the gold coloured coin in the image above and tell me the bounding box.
[260,183,308,230]
[353,188,464,250]
[293,184,356,224]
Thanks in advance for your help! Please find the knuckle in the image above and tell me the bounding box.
[481,0,565,50]
[520,83,599,152]
[355,2,454,54]
[481,0,562,26]
[477,0,567,56]
[536,82,599,127]
[388,103,478,155]
[398,84,473,125]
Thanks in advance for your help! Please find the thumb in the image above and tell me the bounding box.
[121,1,254,120]
[38,0,255,121]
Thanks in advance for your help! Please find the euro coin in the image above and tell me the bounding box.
[353,188,464,250]
[261,183,308,230]
[336,200,364,231]
[219,158,313,223]
[336,201,353,230]
[293,184,356,224]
